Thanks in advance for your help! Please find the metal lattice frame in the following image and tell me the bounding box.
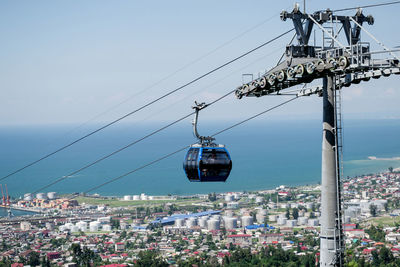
[234,6,399,267]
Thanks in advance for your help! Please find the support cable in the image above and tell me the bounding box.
[0,28,294,183]
[30,89,237,195]
[349,16,400,61]
[333,1,400,12]
[69,96,300,198]
[58,12,283,137]
[307,14,348,50]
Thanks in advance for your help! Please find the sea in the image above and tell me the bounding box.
[0,118,399,202]
[0,207,37,217]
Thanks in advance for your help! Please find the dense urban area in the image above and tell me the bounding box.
[1,169,400,266]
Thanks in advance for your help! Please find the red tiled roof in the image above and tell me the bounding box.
[100,265,128,267]
[363,248,376,254]
[227,234,251,238]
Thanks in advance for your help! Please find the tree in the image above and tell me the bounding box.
[70,243,82,265]
[110,218,120,229]
[366,225,385,242]
[27,251,40,267]
[370,204,378,217]
[81,247,96,267]
[208,192,217,202]
[41,255,50,267]
[379,246,394,264]
[285,208,290,219]
[136,250,168,267]
[384,202,389,212]
[311,203,317,212]
[389,166,394,173]
[292,208,299,219]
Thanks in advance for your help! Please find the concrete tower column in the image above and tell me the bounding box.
[320,76,340,266]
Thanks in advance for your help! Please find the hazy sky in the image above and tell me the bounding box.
[1,0,399,126]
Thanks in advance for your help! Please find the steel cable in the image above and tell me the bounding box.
[68,95,300,199]
[0,28,294,183]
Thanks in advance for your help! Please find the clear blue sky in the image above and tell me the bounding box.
[0,0,399,126]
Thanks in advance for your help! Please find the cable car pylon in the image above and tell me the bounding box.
[183,101,232,182]
[234,4,400,266]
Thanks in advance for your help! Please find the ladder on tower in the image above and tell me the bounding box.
[333,76,345,266]
[323,26,335,49]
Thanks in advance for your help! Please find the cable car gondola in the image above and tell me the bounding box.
[183,102,232,182]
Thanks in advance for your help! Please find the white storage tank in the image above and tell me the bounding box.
[225,210,234,217]
[102,224,112,231]
[241,216,253,227]
[256,214,266,224]
[258,209,268,216]
[70,225,79,232]
[308,219,319,226]
[211,215,221,221]
[207,219,220,230]
[199,217,208,228]
[298,217,308,225]
[47,192,57,200]
[224,217,237,229]
[186,218,198,228]
[24,193,33,201]
[36,193,47,200]
[277,218,287,225]
[64,223,74,230]
[123,195,132,201]
[268,215,277,222]
[132,195,140,200]
[225,195,234,202]
[89,221,101,232]
[286,219,297,227]
[278,214,287,220]
[175,218,185,228]
[89,225,99,232]
[76,221,87,231]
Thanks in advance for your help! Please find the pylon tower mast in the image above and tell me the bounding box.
[234,4,399,267]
